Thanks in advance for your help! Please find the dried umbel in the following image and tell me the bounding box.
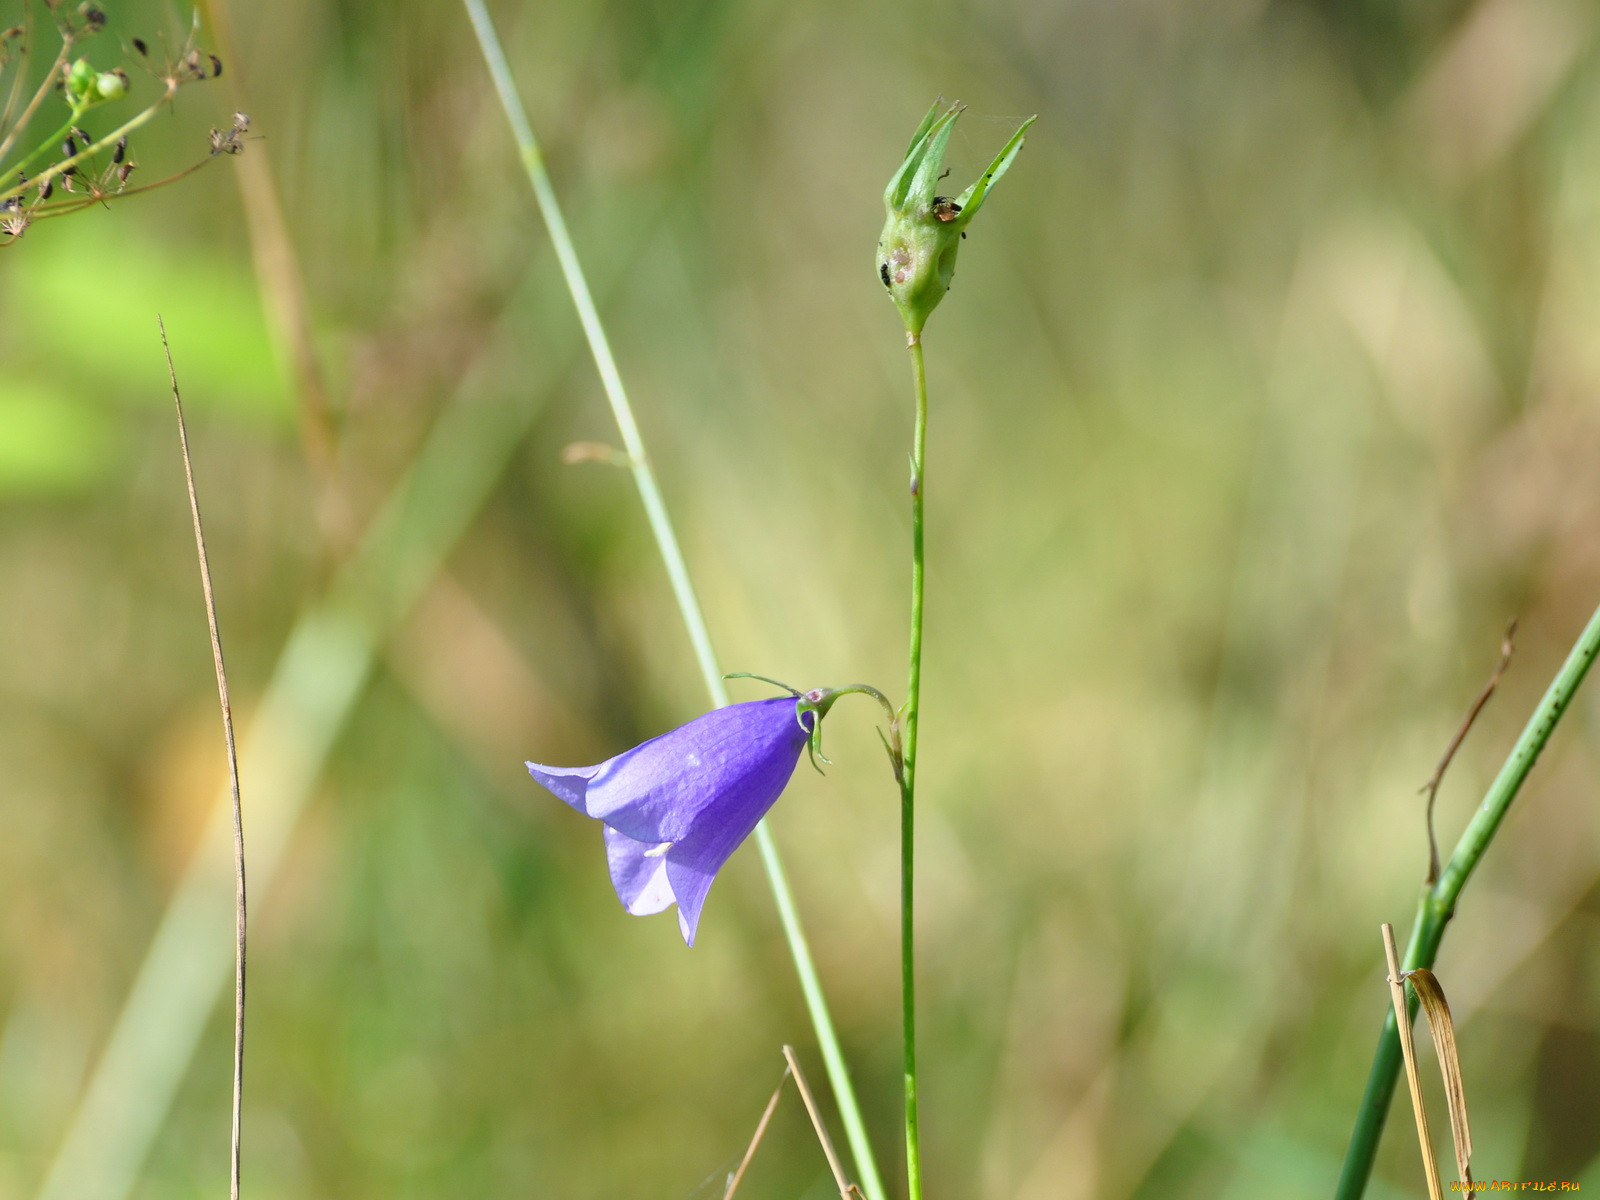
[0,1,242,244]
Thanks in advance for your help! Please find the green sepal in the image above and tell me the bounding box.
[953,115,1035,227]
[884,102,959,211]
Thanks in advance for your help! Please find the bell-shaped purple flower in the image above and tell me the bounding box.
[528,697,815,946]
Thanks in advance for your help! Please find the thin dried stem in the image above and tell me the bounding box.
[1383,923,1441,1200]
[162,317,246,1200]
[194,0,341,513]
[0,6,38,133]
[721,1066,790,1200]
[0,36,69,164]
[1421,621,1516,883]
[782,1045,861,1200]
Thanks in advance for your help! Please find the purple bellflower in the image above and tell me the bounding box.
[529,683,899,946]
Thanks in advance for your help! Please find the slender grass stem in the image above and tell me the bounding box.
[901,336,927,1200]
[162,319,246,1200]
[460,6,885,1199]
[1335,600,1600,1200]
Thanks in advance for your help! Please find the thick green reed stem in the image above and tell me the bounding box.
[461,5,886,1200]
[901,337,928,1200]
[1335,600,1600,1200]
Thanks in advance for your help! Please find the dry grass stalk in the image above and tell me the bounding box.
[782,1045,865,1200]
[163,317,247,1200]
[1382,923,1443,1200]
[721,1066,790,1200]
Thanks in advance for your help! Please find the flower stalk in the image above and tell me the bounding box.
[901,336,928,1200]
[881,102,1031,1200]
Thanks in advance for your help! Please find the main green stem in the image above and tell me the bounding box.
[1334,600,1600,1200]
[460,6,885,1199]
[902,336,928,1200]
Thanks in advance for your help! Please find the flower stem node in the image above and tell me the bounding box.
[877,101,1035,337]
[528,681,899,945]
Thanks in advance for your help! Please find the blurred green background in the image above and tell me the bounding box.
[2,0,1600,1196]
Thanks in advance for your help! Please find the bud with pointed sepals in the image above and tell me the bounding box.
[877,102,1035,338]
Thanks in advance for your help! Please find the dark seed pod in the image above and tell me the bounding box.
[61,135,76,158]
[116,160,134,183]
[209,54,222,77]
[131,36,147,56]
[113,136,126,164]
[38,176,52,199]
[82,5,106,29]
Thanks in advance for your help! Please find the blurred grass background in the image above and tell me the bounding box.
[2,0,1600,1196]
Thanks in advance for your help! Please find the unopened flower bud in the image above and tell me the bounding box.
[95,70,125,99]
[65,57,95,99]
[877,102,1034,337]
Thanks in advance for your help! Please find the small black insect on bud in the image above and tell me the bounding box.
[113,136,126,164]
[880,262,892,289]
[930,196,963,222]
[209,54,222,77]
[131,36,147,56]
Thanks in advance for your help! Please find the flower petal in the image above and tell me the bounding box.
[524,761,600,813]
[575,697,809,845]
[527,696,816,945]
[603,826,676,915]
